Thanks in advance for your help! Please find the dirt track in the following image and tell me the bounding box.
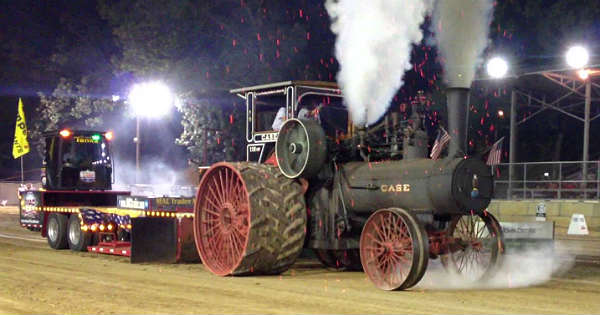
[1,207,600,314]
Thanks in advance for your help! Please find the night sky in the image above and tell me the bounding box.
[1,0,600,181]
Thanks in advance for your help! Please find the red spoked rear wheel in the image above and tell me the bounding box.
[194,162,306,276]
[194,162,249,275]
[360,208,428,290]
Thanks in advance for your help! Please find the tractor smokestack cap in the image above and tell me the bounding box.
[446,87,470,158]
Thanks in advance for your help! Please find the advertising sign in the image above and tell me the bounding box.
[19,190,42,226]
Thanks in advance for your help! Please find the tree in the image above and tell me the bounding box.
[25,1,120,157]
[176,96,245,164]
[99,0,328,164]
[30,78,118,156]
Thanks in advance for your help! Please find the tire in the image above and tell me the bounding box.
[359,208,429,290]
[67,214,91,251]
[441,211,505,281]
[194,162,307,276]
[47,213,68,249]
[401,210,429,289]
[314,249,363,271]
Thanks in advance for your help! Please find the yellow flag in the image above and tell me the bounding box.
[12,98,30,158]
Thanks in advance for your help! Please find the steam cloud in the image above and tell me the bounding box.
[112,157,194,197]
[325,0,432,126]
[431,0,494,87]
[416,244,575,290]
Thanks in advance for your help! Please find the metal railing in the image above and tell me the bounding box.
[494,161,600,200]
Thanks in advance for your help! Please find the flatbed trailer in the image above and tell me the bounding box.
[18,189,199,263]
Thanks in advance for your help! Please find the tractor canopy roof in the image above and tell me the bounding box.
[229,80,339,95]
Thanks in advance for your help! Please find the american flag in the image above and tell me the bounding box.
[430,127,451,160]
[81,208,103,223]
[487,137,505,165]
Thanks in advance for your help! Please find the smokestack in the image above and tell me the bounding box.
[446,88,470,158]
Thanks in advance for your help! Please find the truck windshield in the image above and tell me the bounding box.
[61,137,110,169]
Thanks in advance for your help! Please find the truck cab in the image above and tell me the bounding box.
[42,129,113,190]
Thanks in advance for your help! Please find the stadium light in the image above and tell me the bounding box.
[128,81,174,118]
[486,57,509,79]
[566,46,589,69]
[128,81,174,183]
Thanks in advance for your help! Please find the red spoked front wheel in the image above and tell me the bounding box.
[360,208,428,290]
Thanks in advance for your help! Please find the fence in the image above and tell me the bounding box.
[0,181,41,205]
[494,161,600,200]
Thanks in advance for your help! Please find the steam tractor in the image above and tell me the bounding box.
[194,81,504,290]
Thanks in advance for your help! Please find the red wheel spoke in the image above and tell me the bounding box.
[365,231,386,246]
[223,169,230,202]
[217,171,227,203]
[204,195,222,212]
[204,207,221,217]
[207,182,224,207]
[203,222,221,235]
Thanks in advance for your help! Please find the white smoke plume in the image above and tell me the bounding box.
[325,0,432,126]
[431,0,494,87]
[112,157,195,197]
[416,244,575,290]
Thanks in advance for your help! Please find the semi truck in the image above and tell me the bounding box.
[19,129,198,263]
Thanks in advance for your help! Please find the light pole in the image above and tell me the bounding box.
[566,45,591,180]
[135,117,140,183]
[128,81,174,184]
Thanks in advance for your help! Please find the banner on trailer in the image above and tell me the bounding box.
[19,190,42,225]
[151,197,194,211]
[117,195,194,212]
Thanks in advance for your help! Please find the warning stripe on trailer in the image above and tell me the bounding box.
[22,206,194,218]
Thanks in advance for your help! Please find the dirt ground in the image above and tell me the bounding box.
[1,206,600,314]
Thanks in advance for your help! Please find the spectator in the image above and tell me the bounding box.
[272,103,321,131]
[272,107,286,131]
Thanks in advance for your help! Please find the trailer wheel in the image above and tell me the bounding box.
[314,249,362,271]
[441,211,504,281]
[194,162,306,276]
[47,213,68,249]
[67,214,91,251]
[360,208,428,290]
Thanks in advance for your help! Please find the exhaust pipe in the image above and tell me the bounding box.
[446,87,470,158]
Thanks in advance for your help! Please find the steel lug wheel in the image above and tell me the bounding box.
[441,211,504,281]
[360,208,428,290]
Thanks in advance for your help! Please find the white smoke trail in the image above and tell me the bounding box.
[112,157,194,197]
[431,0,494,87]
[416,244,575,290]
[325,0,432,126]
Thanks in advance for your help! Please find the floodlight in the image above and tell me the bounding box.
[128,81,174,118]
[566,46,589,69]
[486,57,508,78]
